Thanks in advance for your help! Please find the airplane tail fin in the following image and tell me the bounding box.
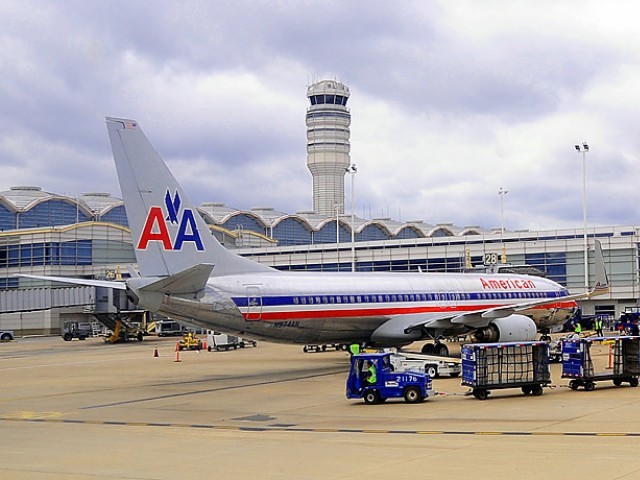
[106,117,273,278]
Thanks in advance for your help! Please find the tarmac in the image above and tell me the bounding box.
[2,335,640,479]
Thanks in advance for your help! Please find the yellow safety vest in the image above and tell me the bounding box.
[368,364,377,384]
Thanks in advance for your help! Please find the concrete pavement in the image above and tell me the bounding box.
[1,336,640,479]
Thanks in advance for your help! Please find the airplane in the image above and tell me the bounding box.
[18,117,610,356]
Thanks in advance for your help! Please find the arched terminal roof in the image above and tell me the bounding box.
[0,188,492,244]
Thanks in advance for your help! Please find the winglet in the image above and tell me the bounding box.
[590,239,610,296]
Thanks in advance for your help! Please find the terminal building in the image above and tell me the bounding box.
[1,80,638,335]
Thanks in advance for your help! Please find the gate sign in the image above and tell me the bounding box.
[483,253,498,266]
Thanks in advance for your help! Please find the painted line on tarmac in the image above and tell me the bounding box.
[2,416,640,437]
[81,367,346,409]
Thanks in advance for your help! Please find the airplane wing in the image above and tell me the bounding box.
[14,274,127,290]
[403,287,609,333]
[397,239,611,335]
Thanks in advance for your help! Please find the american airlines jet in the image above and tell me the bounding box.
[20,118,609,355]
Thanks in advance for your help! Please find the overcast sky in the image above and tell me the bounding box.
[1,1,639,232]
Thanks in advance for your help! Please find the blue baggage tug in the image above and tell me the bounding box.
[561,336,640,391]
[346,352,433,405]
[461,341,551,400]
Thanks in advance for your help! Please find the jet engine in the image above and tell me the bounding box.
[473,314,537,343]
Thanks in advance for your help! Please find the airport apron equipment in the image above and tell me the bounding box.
[461,341,551,400]
[346,352,434,404]
[561,336,640,391]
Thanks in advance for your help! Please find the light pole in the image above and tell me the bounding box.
[346,164,358,272]
[498,187,508,235]
[334,202,342,243]
[498,187,508,264]
[575,142,589,289]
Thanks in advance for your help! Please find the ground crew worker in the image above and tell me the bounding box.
[595,317,603,336]
[574,321,582,336]
[366,361,377,385]
[349,343,360,356]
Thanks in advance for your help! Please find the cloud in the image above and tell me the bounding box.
[1,0,640,231]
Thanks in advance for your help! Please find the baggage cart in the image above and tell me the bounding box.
[462,341,551,400]
[561,336,640,391]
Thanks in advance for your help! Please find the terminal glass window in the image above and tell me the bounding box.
[100,205,128,227]
[273,218,312,246]
[525,252,566,285]
[357,224,390,242]
[431,228,454,238]
[1,240,93,267]
[395,226,423,239]
[314,222,350,244]
[0,204,16,231]
[222,214,266,236]
[20,200,91,228]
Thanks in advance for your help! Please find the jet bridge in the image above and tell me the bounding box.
[0,286,94,314]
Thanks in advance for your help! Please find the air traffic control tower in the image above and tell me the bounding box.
[306,80,351,216]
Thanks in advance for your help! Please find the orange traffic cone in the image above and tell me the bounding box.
[153,346,159,358]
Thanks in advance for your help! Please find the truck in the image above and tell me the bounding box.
[462,341,551,400]
[393,351,461,378]
[303,343,345,353]
[346,352,433,405]
[62,321,93,341]
[156,320,186,337]
[206,331,257,351]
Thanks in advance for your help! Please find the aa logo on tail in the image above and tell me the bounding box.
[138,190,204,251]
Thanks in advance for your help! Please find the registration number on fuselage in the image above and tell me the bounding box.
[273,321,301,328]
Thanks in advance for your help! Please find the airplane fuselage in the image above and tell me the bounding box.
[134,270,577,346]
